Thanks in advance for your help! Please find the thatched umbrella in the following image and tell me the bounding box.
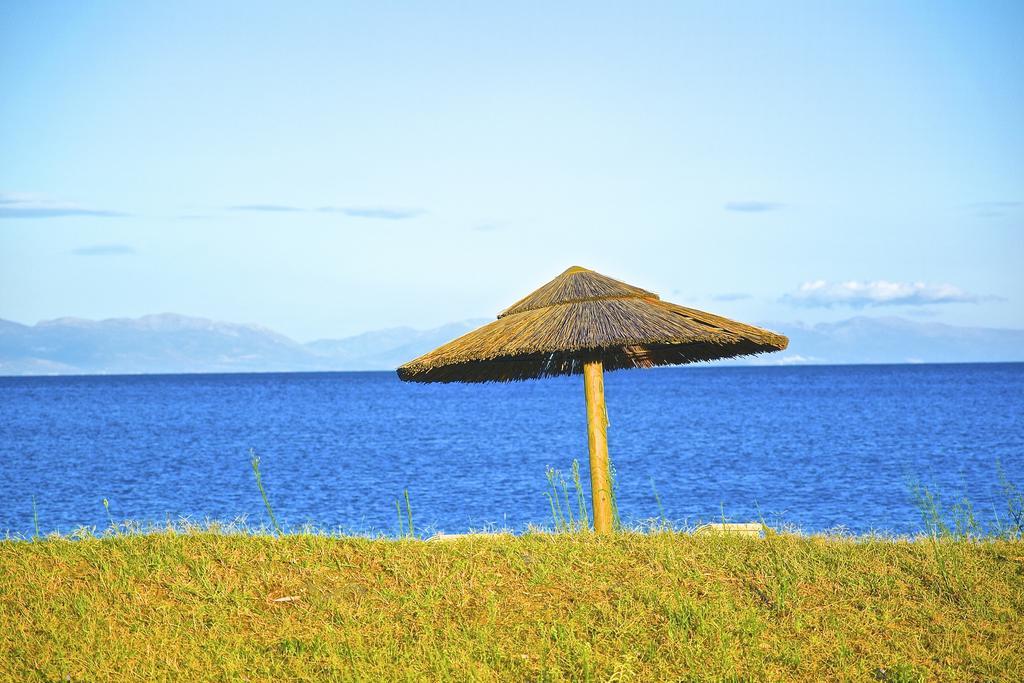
[397,266,788,533]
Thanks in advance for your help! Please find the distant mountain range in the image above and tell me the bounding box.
[758,316,1024,366]
[0,314,486,376]
[0,313,1021,376]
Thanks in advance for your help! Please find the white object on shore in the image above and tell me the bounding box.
[426,532,508,542]
[693,523,765,537]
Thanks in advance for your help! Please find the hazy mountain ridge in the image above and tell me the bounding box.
[0,313,1021,376]
[761,316,1024,366]
[0,314,490,375]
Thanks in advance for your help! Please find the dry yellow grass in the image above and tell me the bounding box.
[1,530,1022,681]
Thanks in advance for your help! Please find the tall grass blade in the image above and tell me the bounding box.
[996,459,1023,539]
[651,477,666,527]
[32,496,41,540]
[545,466,568,532]
[404,489,414,538]
[102,497,116,533]
[608,458,621,531]
[561,477,575,528]
[572,460,590,530]
[250,450,283,535]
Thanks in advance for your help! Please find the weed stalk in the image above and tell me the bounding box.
[404,489,414,538]
[250,450,283,535]
[32,496,41,540]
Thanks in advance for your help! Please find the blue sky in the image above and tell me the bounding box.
[1,1,1021,340]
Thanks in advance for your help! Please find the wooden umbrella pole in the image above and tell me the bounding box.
[583,360,613,534]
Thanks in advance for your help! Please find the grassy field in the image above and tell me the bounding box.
[2,529,1022,681]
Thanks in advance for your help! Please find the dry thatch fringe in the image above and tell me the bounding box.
[398,266,788,383]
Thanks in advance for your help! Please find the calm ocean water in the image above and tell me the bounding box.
[1,363,1021,537]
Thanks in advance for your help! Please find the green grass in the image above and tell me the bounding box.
[2,528,1022,681]
[3,463,1019,680]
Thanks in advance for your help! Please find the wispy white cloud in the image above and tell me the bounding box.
[724,200,783,213]
[71,244,136,256]
[317,206,423,220]
[226,204,424,219]
[0,193,126,219]
[228,204,303,212]
[783,280,991,308]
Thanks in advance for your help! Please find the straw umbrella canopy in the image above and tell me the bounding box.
[398,266,788,532]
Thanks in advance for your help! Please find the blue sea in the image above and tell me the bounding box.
[1,363,1021,537]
